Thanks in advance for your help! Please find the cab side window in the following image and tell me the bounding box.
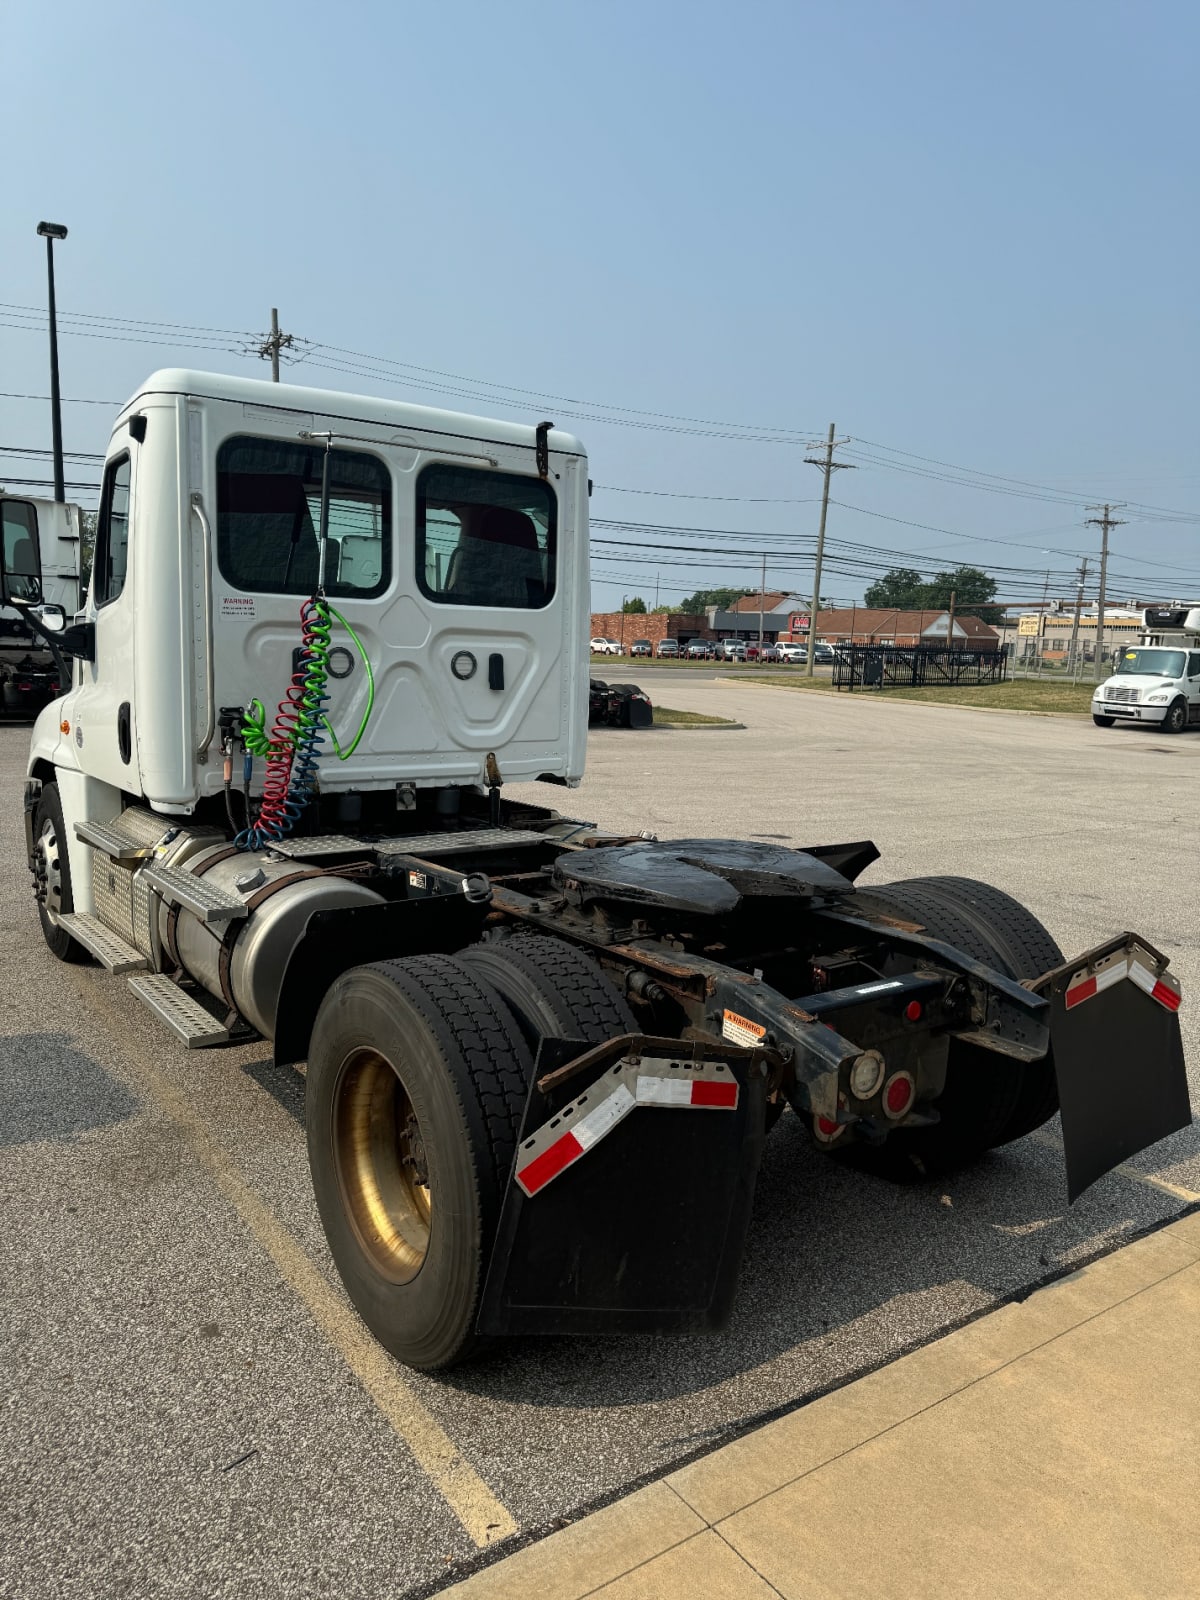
[0,499,41,602]
[1189,653,1200,678]
[93,455,131,606]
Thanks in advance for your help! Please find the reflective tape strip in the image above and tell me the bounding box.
[1065,956,1182,1015]
[1066,959,1127,1009]
[635,1074,739,1109]
[515,1083,636,1197]
[1127,961,1183,1013]
[515,1065,740,1198]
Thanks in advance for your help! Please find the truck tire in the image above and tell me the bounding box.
[1164,698,1188,734]
[1092,714,1115,728]
[459,935,636,1052]
[305,955,532,1370]
[848,876,1063,1171]
[32,782,88,963]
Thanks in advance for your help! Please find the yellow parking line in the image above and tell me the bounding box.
[78,976,518,1548]
[1028,1128,1200,1203]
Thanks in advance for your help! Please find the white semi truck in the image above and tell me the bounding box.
[1092,607,1200,732]
[21,369,1191,1370]
[0,493,81,713]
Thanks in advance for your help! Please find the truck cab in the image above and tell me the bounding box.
[1092,607,1200,733]
[28,370,589,820]
[1,494,81,713]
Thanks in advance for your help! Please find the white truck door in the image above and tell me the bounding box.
[72,450,139,787]
[1188,651,1200,724]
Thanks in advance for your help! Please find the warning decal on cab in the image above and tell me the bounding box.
[722,1009,766,1047]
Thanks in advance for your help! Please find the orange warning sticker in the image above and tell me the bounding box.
[722,1008,767,1047]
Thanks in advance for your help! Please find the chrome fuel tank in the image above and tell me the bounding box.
[162,844,383,1037]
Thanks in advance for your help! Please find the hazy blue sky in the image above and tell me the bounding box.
[4,0,1197,612]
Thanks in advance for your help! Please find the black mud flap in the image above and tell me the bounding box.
[1040,935,1191,1202]
[477,1040,769,1337]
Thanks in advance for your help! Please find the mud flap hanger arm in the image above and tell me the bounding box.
[815,907,1051,1061]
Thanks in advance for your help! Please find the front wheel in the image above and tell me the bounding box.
[32,782,88,963]
[305,955,531,1370]
[1092,713,1115,728]
[1163,698,1188,735]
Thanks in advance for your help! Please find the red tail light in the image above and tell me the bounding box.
[882,1072,916,1120]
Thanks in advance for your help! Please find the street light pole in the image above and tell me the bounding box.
[37,221,69,503]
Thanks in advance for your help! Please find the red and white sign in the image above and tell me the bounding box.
[790,613,811,633]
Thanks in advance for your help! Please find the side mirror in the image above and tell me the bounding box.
[32,603,66,634]
[57,621,95,662]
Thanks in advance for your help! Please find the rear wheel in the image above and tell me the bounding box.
[305,955,531,1370]
[848,876,1063,1173]
[459,934,636,1053]
[32,782,88,963]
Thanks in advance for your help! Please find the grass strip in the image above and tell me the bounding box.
[744,676,1096,714]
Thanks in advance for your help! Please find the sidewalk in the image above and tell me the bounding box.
[447,1211,1200,1599]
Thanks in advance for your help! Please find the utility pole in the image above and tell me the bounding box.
[945,589,956,650]
[1086,505,1126,682]
[759,554,766,649]
[254,307,295,381]
[1036,568,1050,676]
[654,571,660,610]
[804,423,854,676]
[1067,557,1089,681]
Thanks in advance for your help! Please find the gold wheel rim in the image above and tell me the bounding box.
[333,1048,431,1284]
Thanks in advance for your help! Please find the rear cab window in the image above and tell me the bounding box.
[216,436,391,598]
[417,465,555,608]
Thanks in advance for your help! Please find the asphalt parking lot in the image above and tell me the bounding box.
[4,682,1200,1599]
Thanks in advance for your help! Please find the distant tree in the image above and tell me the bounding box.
[676,586,754,614]
[863,568,925,609]
[921,565,1002,625]
[622,596,647,613]
[862,564,1000,625]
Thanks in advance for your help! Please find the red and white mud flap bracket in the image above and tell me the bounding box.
[476,1040,771,1339]
[1035,934,1190,1203]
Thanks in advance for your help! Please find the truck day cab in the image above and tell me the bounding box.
[1,494,81,713]
[18,369,1192,1371]
[1092,608,1200,732]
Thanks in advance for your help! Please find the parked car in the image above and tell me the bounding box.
[686,639,714,659]
[590,637,623,656]
[629,639,653,657]
[721,641,747,662]
[757,644,782,664]
[656,638,680,658]
[777,643,806,663]
[812,642,836,664]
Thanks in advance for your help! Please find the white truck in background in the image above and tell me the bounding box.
[1091,607,1200,733]
[0,494,82,713]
